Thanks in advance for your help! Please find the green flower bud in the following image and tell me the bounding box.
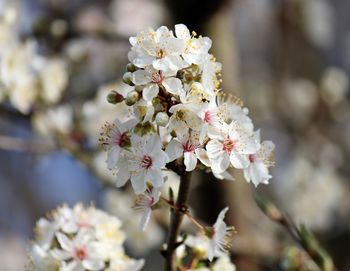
[126,63,137,72]
[122,72,133,85]
[125,91,139,106]
[134,85,144,92]
[107,90,124,104]
[134,121,156,136]
[155,112,169,127]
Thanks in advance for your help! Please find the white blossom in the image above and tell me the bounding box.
[131,66,183,101]
[40,58,68,104]
[206,207,235,261]
[128,134,169,193]
[166,131,210,171]
[100,118,137,169]
[206,121,259,173]
[243,131,275,187]
[175,24,212,66]
[51,231,105,271]
[128,26,186,71]
[133,187,161,231]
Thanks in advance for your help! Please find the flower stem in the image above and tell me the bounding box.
[165,170,192,271]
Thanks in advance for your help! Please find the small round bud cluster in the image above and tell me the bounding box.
[27,204,144,271]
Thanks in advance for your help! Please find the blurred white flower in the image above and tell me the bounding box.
[52,231,105,270]
[28,204,143,271]
[301,0,334,48]
[276,154,346,231]
[40,59,68,104]
[9,73,38,114]
[321,67,349,106]
[281,79,318,127]
[33,105,73,136]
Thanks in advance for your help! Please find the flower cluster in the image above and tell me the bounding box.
[0,4,68,114]
[99,24,275,264]
[101,24,275,194]
[27,204,144,271]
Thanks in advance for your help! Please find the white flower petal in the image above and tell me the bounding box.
[132,70,151,85]
[140,208,152,231]
[147,169,164,188]
[184,152,197,171]
[107,146,120,169]
[82,259,105,270]
[195,148,211,167]
[229,152,249,169]
[55,232,73,251]
[175,24,191,40]
[131,172,147,194]
[165,140,183,161]
[163,77,182,95]
[142,84,159,101]
[50,248,71,261]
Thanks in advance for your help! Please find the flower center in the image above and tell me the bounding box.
[156,48,166,59]
[174,110,186,120]
[223,138,235,153]
[151,71,164,84]
[249,154,256,163]
[183,140,196,153]
[140,155,153,169]
[148,196,155,207]
[116,132,130,147]
[74,246,87,261]
[204,111,213,123]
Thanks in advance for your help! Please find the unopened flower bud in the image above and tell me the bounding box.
[126,63,137,72]
[122,72,133,85]
[125,91,139,106]
[155,112,169,126]
[134,121,156,136]
[135,85,143,92]
[107,90,124,104]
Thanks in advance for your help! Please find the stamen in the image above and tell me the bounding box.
[140,155,153,169]
[223,138,235,153]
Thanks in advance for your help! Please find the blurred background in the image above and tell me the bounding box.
[0,0,350,270]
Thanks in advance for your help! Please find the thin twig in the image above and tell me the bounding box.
[0,135,56,153]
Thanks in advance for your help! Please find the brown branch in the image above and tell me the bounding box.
[165,170,192,271]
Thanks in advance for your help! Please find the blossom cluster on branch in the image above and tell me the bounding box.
[27,204,144,271]
[99,24,275,268]
[101,24,274,213]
